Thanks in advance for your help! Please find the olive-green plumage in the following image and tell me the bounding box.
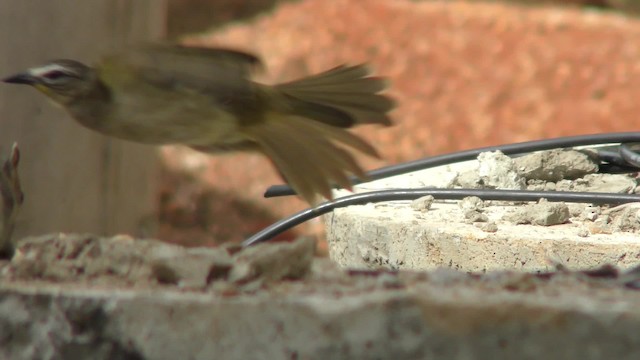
[3,44,395,204]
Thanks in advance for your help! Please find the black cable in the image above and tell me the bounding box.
[264,132,640,198]
[592,147,640,173]
[246,132,640,246]
[596,149,630,167]
[242,188,640,247]
[620,143,640,168]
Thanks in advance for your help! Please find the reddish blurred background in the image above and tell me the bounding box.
[157,0,640,249]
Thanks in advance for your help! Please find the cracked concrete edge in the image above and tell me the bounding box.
[1,279,640,360]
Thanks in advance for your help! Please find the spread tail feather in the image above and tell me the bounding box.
[275,65,395,128]
[244,115,379,204]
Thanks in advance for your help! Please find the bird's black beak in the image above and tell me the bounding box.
[3,73,36,85]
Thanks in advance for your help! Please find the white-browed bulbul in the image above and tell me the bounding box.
[3,44,395,204]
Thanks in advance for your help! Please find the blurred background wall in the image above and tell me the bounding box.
[0,1,165,240]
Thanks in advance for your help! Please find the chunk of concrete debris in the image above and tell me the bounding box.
[514,149,598,182]
[7,233,237,289]
[460,196,488,223]
[454,150,619,193]
[567,203,585,217]
[4,234,317,291]
[8,234,168,284]
[554,174,636,194]
[411,195,435,212]
[475,221,498,232]
[504,201,570,226]
[454,168,482,188]
[577,227,590,237]
[228,236,316,285]
[579,205,601,221]
[459,196,485,211]
[150,247,232,288]
[600,203,640,233]
[477,151,526,189]
[464,210,489,223]
[455,151,526,189]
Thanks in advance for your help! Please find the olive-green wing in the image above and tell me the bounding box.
[98,43,262,101]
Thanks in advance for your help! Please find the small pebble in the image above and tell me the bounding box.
[459,196,485,211]
[411,195,435,212]
[464,210,489,223]
[577,227,589,237]
[475,222,498,232]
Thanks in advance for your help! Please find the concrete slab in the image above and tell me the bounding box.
[2,234,640,359]
[326,150,640,272]
[2,249,640,359]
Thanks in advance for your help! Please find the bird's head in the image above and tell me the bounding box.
[3,60,98,105]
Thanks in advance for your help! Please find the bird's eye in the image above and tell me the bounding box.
[43,71,67,81]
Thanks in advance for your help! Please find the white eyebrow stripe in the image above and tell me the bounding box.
[29,64,70,77]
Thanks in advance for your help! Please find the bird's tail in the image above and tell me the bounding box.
[245,65,394,204]
[275,64,394,128]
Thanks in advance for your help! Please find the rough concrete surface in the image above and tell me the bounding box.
[2,234,314,290]
[3,234,640,359]
[329,149,640,272]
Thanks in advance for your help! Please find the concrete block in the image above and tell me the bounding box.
[326,150,640,272]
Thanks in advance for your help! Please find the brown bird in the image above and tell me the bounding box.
[3,44,395,204]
